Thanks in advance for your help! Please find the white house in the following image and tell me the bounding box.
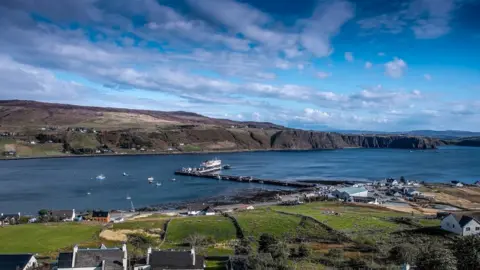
[134,247,205,270]
[440,212,480,236]
[332,186,368,200]
[0,254,37,270]
[187,204,214,216]
[57,244,128,270]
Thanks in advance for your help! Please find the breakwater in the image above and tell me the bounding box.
[174,170,315,188]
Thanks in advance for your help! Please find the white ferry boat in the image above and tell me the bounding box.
[199,158,222,173]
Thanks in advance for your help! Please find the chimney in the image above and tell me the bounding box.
[122,243,128,270]
[190,247,195,266]
[72,245,78,268]
[18,212,21,217]
[101,260,106,270]
[146,247,152,265]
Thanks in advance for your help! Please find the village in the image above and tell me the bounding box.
[1,175,479,269]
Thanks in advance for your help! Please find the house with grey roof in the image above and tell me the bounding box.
[440,212,480,236]
[0,213,21,225]
[57,244,128,270]
[332,186,368,200]
[0,254,37,270]
[49,209,75,222]
[134,247,205,270]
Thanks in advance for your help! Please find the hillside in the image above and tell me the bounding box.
[0,100,441,157]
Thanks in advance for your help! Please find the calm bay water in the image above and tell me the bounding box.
[1,146,479,213]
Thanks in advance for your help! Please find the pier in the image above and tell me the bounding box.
[174,171,315,188]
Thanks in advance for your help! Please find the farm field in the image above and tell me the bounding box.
[166,216,237,245]
[0,223,102,256]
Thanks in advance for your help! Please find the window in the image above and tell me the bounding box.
[476,227,480,231]
[466,227,471,231]
[453,224,455,228]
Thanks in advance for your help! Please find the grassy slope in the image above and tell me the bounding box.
[233,208,336,242]
[166,216,237,245]
[0,223,101,255]
[112,218,169,230]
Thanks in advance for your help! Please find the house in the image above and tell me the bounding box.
[440,212,480,236]
[187,204,214,216]
[134,247,205,270]
[386,178,399,186]
[332,186,368,200]
[0,254,37,270]
[92,211,110,223]
[475,181,480,186]
[49,209,76,222]
[0,213,20,225]
[403,188,420,197]
[348,196,379,204]
[455,182,464,187]
[57,244,128,270]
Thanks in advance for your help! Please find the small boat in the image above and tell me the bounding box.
[216,175,222,180]
[171,178,176,182]
[87,192,91,195]
[123,172,128,176]
[148,177,154,183]
[126,194,131,200]
[96,174,106,180]
[223,164,231,169]
[156,182,162,187]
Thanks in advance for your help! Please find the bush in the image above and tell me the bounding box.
[453,235,480,270]
[298,243,311,258]
[416,243,456,270]
[389,243,419,264]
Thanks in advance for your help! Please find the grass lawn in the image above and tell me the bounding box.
[0,223,102,256]
[206,259,228,270]
[166,216,237,245]
[271,202,416,243]
[233,208,336,243]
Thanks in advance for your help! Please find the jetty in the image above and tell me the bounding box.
[174,170,315,188]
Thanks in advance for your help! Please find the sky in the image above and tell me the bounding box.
[0,0,479,131]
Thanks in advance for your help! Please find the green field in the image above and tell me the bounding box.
[112,218,169,230]
[0,223,102,255]
[233,208,338,243]
[166,216,237,245]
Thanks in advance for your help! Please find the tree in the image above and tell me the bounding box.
[258,233,278,254]
[400,176,406,183]
[326,249,344,260]
[235,238,253,256]
[453,235,480,270]
[389,243,419,265]
[416,243,456,270]
[298,243,311,258]
[38,209,48,216]
[185,233,207,247]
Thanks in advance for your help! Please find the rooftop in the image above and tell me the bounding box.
[0,254,35,270]
[58,245,125,270]
[335,186,367,195]
[150,250,204,269]
[451,212,480,228]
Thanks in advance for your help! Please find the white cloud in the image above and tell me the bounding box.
[252,112,261,121]
[378,52,385,56]
[365,61,373,69]
[385,57,407,78]
[297,64,305,70]
[344,52,354,62]
[357,0,459,39]
[316,71,331,79]
[256,72,276,80]
[424,74,432,80]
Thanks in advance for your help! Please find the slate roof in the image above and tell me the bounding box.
[187,204,210,212]
[92,211,109,218]
[150,250,204,269]
[50,210,74,219]
[58,248,124,270]
[0,254,34,270]
[335,186,367,195]
[451,212,480,228]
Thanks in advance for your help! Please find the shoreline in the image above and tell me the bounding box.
[0,146,434,162]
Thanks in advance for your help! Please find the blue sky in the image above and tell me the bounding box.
[0,0,479,131]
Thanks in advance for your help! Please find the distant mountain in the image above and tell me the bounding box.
[330,129,480,139]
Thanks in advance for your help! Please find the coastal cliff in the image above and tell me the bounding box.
[57,128,437,154]
[0,100,439,157]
